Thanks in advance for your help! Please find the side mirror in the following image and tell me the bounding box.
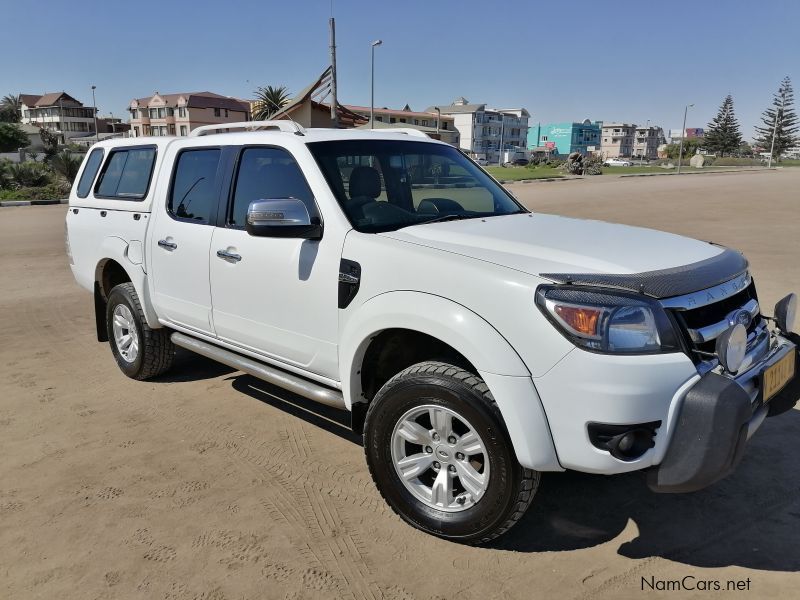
[246,199,322,239]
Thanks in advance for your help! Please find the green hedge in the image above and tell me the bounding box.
[711,157,763,166]
[0,182,70,201]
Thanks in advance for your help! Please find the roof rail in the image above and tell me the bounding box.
[372,128,430,139]
[189,120,306,137]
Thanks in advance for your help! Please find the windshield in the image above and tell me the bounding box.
[307,140,526,233]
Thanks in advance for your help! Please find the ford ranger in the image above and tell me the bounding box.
[65,121,799,544]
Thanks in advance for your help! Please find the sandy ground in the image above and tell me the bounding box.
[1,169,799,600]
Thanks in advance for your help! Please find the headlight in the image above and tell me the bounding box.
[535,286,680,354]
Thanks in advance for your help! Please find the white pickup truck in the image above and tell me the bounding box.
[66,121,799,544]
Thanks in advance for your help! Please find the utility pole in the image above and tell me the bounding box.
[370,40,382,129]
[435,107,440,135]
[767,86,787,169]
[497,114,505,166]
[676,103,693,175]
[329,18,338,128]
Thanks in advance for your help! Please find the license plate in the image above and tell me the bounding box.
[763,352,796,402]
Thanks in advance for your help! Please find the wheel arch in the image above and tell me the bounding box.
[93,237,160,341]
[341,292,531,412]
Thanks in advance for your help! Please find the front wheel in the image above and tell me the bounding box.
[363,361,539,544]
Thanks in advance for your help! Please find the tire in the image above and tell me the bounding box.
[363,361,539,544]
[106,282,174,380]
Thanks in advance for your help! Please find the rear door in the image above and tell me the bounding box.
[149,146,224,334]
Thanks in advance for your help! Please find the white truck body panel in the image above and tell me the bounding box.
[382,212,722,276]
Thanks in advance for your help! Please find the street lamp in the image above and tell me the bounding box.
[370,39,382,129]
[91,85,99,144]
[435,106,441,135]
[676,103,693,175]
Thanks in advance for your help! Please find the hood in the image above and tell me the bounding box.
[381,213,724,279]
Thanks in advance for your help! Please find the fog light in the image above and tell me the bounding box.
[775,293,797,334]
[716,323,747,374]
[617,432,635,452]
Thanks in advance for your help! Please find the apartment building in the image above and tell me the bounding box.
[527,120,602,156]
[600,123,637,158]
[345,105,459,145]
[19,91,96,141]
[429,97,530,162]
[128,91,250,137]
[633,126,666,159]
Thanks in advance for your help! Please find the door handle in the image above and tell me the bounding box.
[158,239,177,250]
[216,249,242,262]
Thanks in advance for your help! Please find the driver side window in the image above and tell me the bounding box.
[229,147,316,228]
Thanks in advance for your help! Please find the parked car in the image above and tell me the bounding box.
[603,158,633,167]
[472,156,489,166]
[66,122,799,544]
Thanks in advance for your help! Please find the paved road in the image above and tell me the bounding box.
[1,169,798,599]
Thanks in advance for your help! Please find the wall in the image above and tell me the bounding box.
[453,113,474,153]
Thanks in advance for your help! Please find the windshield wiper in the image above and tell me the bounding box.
[415,213,477,225]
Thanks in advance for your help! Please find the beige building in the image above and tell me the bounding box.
[345,105,459,146]
[128,91,250,137]
[600,123,637,158]
[19,91,97,141]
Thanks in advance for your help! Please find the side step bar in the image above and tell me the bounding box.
[171,332,346,410]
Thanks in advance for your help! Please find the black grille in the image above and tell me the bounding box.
[670,281,761,356]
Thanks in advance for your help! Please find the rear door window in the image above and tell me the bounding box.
[95,147,156,199]
[76,148,104,198]
[168,148,221,223]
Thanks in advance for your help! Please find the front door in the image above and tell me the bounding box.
[209,146,340,380]
[149,147,223,334]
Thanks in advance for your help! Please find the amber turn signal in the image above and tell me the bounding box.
[554,305,602,337]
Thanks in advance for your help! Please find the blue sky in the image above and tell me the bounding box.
[2,0,798,141]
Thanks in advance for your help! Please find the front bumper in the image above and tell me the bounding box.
[531,331,798,483]
[647,333,799,493]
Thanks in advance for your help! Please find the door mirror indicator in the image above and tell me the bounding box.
[246,199,322,239]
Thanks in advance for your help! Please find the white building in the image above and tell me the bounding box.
[783,145,800,159]
[19,92,96,142]
[428,97,530,163]
[633,126,665,159]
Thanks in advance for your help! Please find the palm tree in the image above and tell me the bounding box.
[51,150,81,182]
[0,94,21,123]
[252,86,291,120]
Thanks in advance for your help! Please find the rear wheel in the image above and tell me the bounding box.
[106,282,174,380]
[364,361,539,544]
